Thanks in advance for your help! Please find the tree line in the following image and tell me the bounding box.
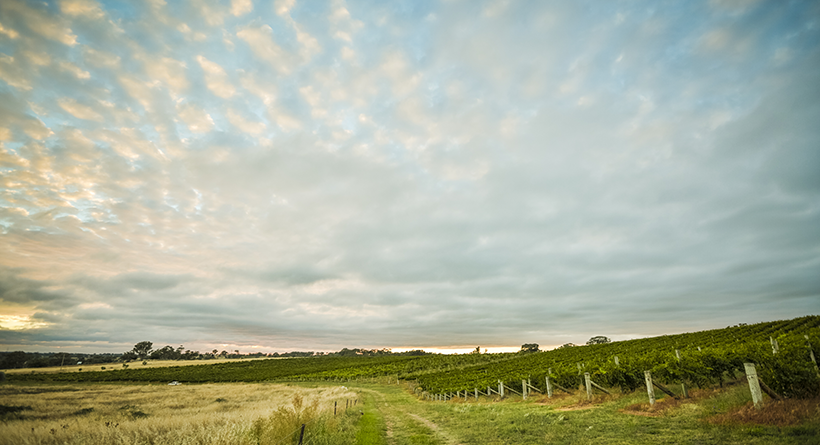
[0,351,120,369]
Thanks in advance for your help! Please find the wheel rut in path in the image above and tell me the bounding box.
[360,386,463,445]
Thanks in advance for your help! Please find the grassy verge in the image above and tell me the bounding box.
[353,381,820,445]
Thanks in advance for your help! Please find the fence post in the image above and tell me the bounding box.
[675,349,689,398]
[298,424,306,445]
[806,335,820,379]
[644,371,655,406]
[614,356,619,366]
[577,363,583,387]
[334,401,337,416]
[744,363,763,409]
[584,372,592,400]
[499,380,504,398]
[475,388,478,401]
[545,376,553,398]
[770,337,779,354]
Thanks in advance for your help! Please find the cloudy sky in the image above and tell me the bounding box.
[0,0,818,354]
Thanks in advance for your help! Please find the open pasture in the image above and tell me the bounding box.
[2,357,273,375]
[0,382,359,445]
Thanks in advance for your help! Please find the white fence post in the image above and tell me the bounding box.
[744,363,763,409]
[584,372,592,400]
[770,337,779,354]
[644,371,655,406]
[545,375,553,398]
[522,380,527,399]
[675,349,688,398]
[806,335,820,379]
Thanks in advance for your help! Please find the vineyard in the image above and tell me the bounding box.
[8,316,820,400]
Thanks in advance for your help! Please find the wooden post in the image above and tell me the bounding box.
[475,388,478,401]
[770,337,779,354]
[676,349,689,398]
[644,371,655,406]
[759,379,783,401]
[499,380,505,398]
[744,363,763,409]
[577,363,583,387]
[298,424,305,445]
[522,380,527,399]
[806,335,820,379]
[334,401,337,416]
[545,376,553,398]
[584,372,592,400]
[590,380,611,395]
[614,356,619,366]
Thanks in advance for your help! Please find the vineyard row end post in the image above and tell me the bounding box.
[744,362,763,409]
[675,349,689,398]
[806,335,820,379]
[545,376,553,398]
[584,373,592,400]
[644,370,655,406]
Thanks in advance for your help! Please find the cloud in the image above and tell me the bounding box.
[227,109,266,135]
[0,0,77,45]
[231,0,253,17]
[191,0,227,26]
[60,0,105,19]
[58,98,103,121]
[177,102,214,133]
[196,55,235,98]
[142,57,188,95]
[0,54,32,90]
[236,24,294,74]
[0,22,20,39]
[58,61,91,80]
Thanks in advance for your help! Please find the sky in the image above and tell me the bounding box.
[0,0,819,355]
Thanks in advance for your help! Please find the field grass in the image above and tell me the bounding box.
[2,357,272,375]
[2,377,818,444]
[0,382,360,445]
[349,380,820,445]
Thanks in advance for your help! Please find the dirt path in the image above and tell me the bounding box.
[358,386,462,445]
[406,413,463,445]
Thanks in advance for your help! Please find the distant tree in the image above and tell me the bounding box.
[0,351,28,369]
[120,351,138,361]
[520,343,539,353]
[586,336,611,345]
[472,346,481,354]
[132,341,153,359]
[212,349,218,355]
[557,343,576,349]
[150,345,178,360]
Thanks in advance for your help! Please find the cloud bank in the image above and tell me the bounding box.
[0,0,818,353]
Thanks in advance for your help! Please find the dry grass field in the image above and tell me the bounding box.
[2,357,273,375]
[0,382,359,445]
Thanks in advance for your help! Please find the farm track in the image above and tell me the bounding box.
[358,385,460,445]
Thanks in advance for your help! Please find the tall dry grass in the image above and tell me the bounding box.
[0,382,359,445]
